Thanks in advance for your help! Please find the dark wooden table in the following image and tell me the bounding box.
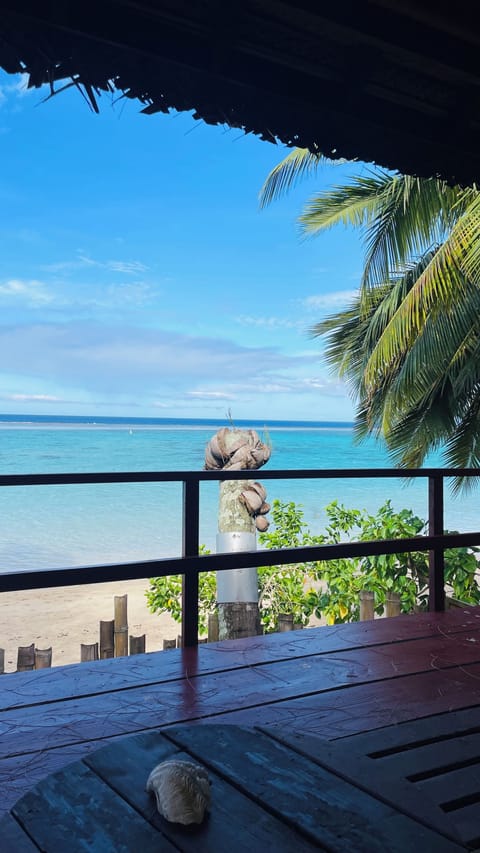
[0,722,473,851]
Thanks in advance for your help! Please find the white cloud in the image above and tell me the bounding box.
[106,260,148,274]
[0,322,307,395]
[5,393,62,402]
[0,73,33,105]
[40,259,83,273]
[236,315,304,329]
[108,282,152,304]
[41,254,149,275]
[8,74,31,98]
[76,254,149,274]
[76,286,155,312]
[198,376,347,398]
[303,289,358,309]
[235,293,359,334]
[231,381,295,394]
[0,279,52,305]
[17,253,157,313]
[299,377,345,395]
[186,390,235,400]
[1,276,155,312]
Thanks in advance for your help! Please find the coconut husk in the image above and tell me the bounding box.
[251,482,267,501]
[255,515,270,532]
[251,445,271,467]
[239,489,264,515]
[204,446,220,470]
[204,428,271,472]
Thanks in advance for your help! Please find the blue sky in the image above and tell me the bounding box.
[0,69,367,421]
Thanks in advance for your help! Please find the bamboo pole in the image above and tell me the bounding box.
[99,620,115,659]
[17,643,35,671]
[34,647,52,669]
[359,590,375,621]
[81,642,99,662]
[114,594,128,657]
[129,634,146,655]
[386,592,401,618]
[277,613,294,632]
[208,612,219,642]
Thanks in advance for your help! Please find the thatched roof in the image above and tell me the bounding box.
[1,1,479,184]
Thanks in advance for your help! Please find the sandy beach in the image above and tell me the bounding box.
[0,578,179,673]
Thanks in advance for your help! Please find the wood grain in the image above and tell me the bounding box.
[3,725,468,852]
[164,725,464,851]
[86,732,320,852]
[1,607,478,709]
[1,608,480,831]
[12,760,178,853]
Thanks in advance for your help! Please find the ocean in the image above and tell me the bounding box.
[0,415,477,573]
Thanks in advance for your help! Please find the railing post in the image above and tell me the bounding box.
[428,474,445,612]
[182,477,200,646]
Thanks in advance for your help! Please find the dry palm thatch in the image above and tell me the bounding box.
[0,2,479,184]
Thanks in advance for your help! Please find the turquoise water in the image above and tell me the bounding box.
[0,416,477,572]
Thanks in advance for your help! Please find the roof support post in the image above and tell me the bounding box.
[428,474,445,612]
[182,477,200,646]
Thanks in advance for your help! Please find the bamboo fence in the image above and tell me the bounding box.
[0,590,407,673]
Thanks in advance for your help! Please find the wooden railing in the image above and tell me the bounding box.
[1,467,480,646]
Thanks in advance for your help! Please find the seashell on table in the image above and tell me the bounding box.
[146,759,211,825]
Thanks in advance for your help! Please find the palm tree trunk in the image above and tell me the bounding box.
[216,480,261,639]
[205,427,270,640]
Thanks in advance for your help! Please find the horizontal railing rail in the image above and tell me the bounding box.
[1,467,480,485]
[1,467,480,645]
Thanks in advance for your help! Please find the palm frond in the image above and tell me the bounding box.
[391,295,480,406]
[445,393,480,486]
[363,252,435,350]
[361,176,466,289]
[300,172,471,290]
[259,148,328,208]
[299,173,390,235]
[385,391,457,468]
[363,245,469,384]
[262,147,480,484]
[451,334,480,399]
[311,290,381,384]
[444,193,480,285]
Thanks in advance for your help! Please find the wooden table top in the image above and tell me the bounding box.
[0,721,472,852]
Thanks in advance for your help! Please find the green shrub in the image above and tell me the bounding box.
[146,498,480,631]
[145,545,215,635]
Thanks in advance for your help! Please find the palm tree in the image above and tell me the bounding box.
[260,151,480,481]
